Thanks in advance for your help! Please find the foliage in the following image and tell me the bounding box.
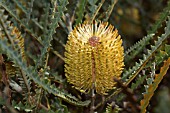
[140,58,170,113]
[0,0,170,113]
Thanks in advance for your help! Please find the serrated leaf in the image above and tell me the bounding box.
[140,58,170,113]
[0,38,90,107]
[123,16,170,84]
[75,0,87,25]
[165,44,170,55]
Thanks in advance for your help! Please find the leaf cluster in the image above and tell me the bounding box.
[0,0,170,113]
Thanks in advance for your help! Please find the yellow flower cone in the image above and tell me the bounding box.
[65,21,124,95]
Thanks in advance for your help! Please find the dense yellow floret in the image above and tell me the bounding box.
[65,21,124,95]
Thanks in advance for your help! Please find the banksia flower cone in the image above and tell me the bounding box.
[65,21,124,95]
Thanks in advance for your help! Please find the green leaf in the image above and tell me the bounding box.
[140,58,170,113]
[0,38,90,107]
[75,0,87,25]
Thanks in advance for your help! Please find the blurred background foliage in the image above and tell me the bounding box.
[5,0,166,70]
[0,0,170,113]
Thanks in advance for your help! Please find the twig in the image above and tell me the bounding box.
[90,84,95,113]
[90,51,96,113]
[104,0,118,22]
[91,0,105,22]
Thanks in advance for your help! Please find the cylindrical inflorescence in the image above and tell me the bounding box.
[65,21,124,95]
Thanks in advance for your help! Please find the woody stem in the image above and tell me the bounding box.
[90,51,96,113]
